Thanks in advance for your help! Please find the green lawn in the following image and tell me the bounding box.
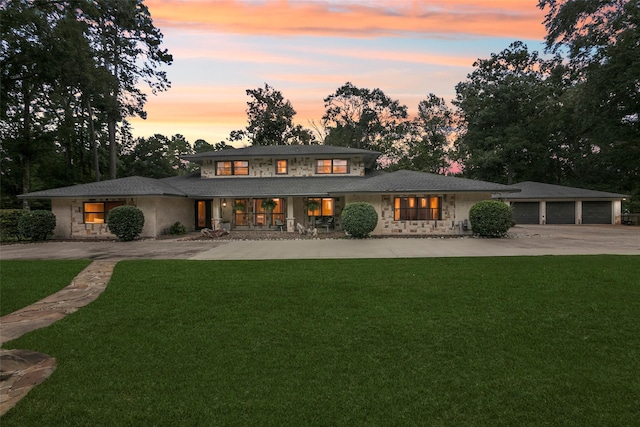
[3,256,639,425]
[0,260,92,316]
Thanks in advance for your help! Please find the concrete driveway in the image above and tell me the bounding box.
[1,225,638,261]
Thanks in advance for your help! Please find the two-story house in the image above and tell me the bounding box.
[19,145,518,239]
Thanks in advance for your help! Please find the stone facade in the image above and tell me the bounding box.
[200,157,366,178]
[53,196,193,239]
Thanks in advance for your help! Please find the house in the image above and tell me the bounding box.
[19,145,518,239]
[493,181,627,225]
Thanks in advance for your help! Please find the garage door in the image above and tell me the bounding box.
[582,201,612,224]
[546,202,575,224]
[511,202,540,224]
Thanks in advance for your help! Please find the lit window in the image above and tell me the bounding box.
[316,160,332,174]
[216,161,232,176]
[394,197,441,221]
[333,159,348,174]
[276,159,288,174]
[233,161,249,175]
[316,159,349,174]
[307,198,334,216]
[83,201,125,224]
[216,161,249,175]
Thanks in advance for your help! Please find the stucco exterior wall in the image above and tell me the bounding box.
[200,157,366,178]
[52,196,192,239]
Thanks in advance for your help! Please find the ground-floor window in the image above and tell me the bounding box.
[394,197,442,221]
[253,198,285,227]
[307,197,334,217]
[83,201,125,223]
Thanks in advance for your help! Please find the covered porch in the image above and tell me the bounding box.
[196,196,342,233]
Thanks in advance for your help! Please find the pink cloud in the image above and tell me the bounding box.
[146,0,546,40]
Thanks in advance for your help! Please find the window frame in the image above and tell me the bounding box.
[83,201,125,224]
[307,197,334,217]
[315,159,349,174]
[215,160,249,176]
[393,196,442,221]
[276,159,288,175]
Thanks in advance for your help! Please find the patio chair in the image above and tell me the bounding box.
[275,219,285,232]
[323,217,333,233]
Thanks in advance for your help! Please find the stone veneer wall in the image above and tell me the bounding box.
[200,157,366,178]
[345,193,491,235]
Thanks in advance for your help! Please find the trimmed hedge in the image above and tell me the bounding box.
[0,209,26,241]
[17,210,56,241]
[469,200,513,237]
[169,221,187,235]
[107,205,145,241]
[341,202,378,238]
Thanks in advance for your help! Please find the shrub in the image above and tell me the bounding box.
[469,200,513,237]
[107,205,145,241]
[169,221,187,235]
[0,209,27,241]
[17,210,56,241]
[341,202,378,238]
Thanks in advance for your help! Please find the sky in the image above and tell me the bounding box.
[129,0,549,146]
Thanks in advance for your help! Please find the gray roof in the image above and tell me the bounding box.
[493,181,627,200]
[334,170,518,194]
[20,170,519,200]
[183,145,381,168]
[18,176,186,199]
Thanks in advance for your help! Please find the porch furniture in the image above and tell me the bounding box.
[275,219,285,232]
[323,217,333,233]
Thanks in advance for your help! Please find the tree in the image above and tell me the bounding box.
[84,0,173,179]
[538,0,639,201]
[120,134,195,178]
[231,83,315,145]
[322,82,408,161]
[453,42,563,184]
[394,94,453,174]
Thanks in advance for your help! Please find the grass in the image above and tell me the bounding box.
[0,260,92,316]
[2,256,640,425]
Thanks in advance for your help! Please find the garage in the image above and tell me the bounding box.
[511,202,539,224]
[546,201,575,224]
[582,201,612,224]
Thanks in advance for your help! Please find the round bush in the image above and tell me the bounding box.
[17,210,56,241]
[341,202,378,238]
[107,205,145,241]
[1,209,27,241]
[469,200,513,237]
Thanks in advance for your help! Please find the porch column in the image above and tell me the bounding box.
[540,201,546,224]
[286,196,295,232]
[575,200,582,224]
[212,198,222,230]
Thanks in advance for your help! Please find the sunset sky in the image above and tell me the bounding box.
[129,0,549,145]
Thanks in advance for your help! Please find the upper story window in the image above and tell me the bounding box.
[276,159,288,174]
[216,160,249,176]
[316,159,349,174]
[83,201,124,224]
[394,197,442,221]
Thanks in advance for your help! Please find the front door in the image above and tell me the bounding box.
[195,200,212,229]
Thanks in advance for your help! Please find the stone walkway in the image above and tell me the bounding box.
[0,261,116,416]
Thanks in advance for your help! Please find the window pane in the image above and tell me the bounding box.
[234,161,249,175]
[321,198,334,215]
[84,202,103,213]
[276,160,288,174]
[216,161,232,175]
[316,160,332,174]
[307,198,321,216]
[333,159,348,174]
[84,213,104,223]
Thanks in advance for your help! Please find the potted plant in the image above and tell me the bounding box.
[261,198,277,228]
[234,202,246,212]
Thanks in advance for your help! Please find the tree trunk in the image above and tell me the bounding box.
[86,98,101,181]
[108,119,117,180]
[21,83,31,210]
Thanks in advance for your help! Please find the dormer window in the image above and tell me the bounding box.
[216,160,249,176]
[316,159,349,174]
[276,159,288,174]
